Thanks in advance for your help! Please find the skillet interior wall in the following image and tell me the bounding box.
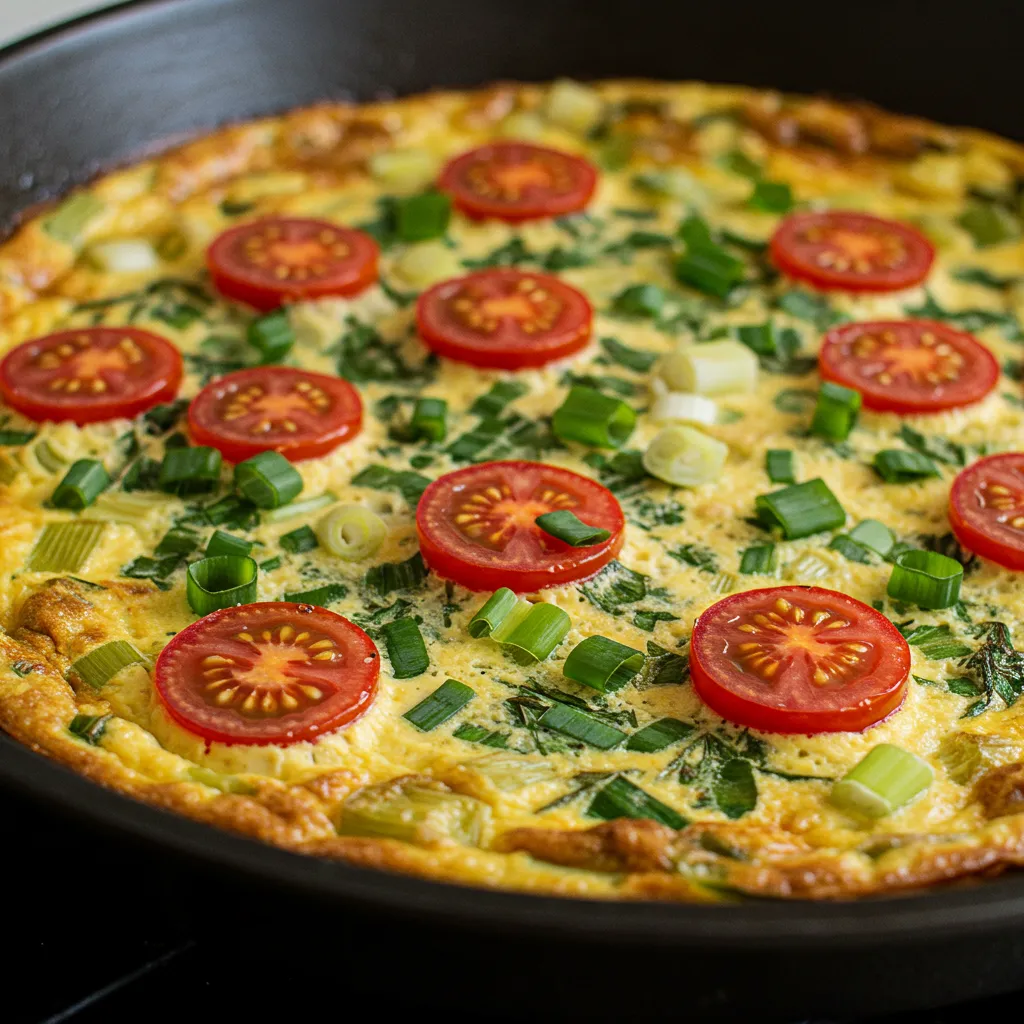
[1,0,1024,226]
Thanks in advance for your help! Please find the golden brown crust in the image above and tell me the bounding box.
[974,763,1024,819]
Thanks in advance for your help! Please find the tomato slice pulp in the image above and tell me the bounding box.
[416,460,624,592]
[207,217,379,311]
[188,366,362,462]
[438,142,598,222]
[416,269,592,369]
[0,327,182,425]
[819,319,998,413]
[690,586,911,734]
[949,452,1024,571]
[770,211,934,292]
[154,602,380,746]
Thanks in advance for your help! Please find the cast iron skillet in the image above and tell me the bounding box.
[3,1,1024,1017]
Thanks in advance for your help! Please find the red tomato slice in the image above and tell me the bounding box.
[819,319,999,413]
[949,453,1024,571]
[207,217,378,311]
[0,327,182,425]
[154,602,380,746]
[769,211,934,292]
[416,269,592,369]
[416,460,624,592]
[690,586,910,735]
[438,142,597,222]
[187,366,362,463]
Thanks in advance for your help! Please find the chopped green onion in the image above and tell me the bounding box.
[68,713,112,745]
[247,309,295,364]
[315,504,386,561]
[625,717,694,753]
[28,521,105,572]
[811,382,861,442]
[382,617,430,679]
[849,519,895,557]
[489,598,534,642]
[42,192,105,244]
[562,635,645,693]
[260,555,282,572]
[283,582,347,606]
[186,555,258,615]
[205,530,253,558]
[634,169,708,203]
[403,678,474,730]
[537,702,626,749]
[887,549,963,609]
[395,192,451,242]
[650,390,718,427]
[873,449,940,482]
[586,775,687,828]
[958,201,1019,248]
[552,385,636,448]
[0,428,36,446]
[500,603,571,664]
[756,478,845,539]
[154,527,201,557]
[658,340,758,395]
[748,180,793,213]
[610,284,666,318]
[364,552,428,596]
[51,459,111,511]
[830,744,933,818]
[765,448,796,484]
[159,446,222,496]
[469,380,528,418]
[234,451,302,509]
[642,425,727,487]
[675,239,745,298]
[829,533,873,563]
[739,543,777,574]
[262,491,336,523]
[468,588,519,638]
[534,510,611,547]
[71,640,147,689]
[279,524,318,554]
[86,238,160,273]
[409,397,448,442]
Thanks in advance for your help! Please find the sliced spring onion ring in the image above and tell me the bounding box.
[262,491,336,524]
[382,616,430,679]
[86,239,160,273]
[642,424,728,487]
[562,635,645,693]
[51,459,111,511]
[649,389,718,427]
[874,449,940,482]
[887,549,963,609]
[739,543,777,575]
[28,521,105,572]
[830,744,933,818]
[658,340,758,396]
[765,448,796,484]
[205,530,253,558]
[811,381,862,442]
[403,678,475,731]
[500,603,571,664]
[755,478,846,539]
[552,385,637,448]
[315,504,387,561]
[534,509,611,547]
[186,555,258,615]
[234,450,302,509]
[71,640,148,689]
[468,588,519,638]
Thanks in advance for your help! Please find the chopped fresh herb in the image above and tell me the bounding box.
[739,543,777,575]
[897,424,965,467]
[382,617,430,678]
[586,449,649,493]
[600,336,659,372]
[633,609,679,631]
[469,381,528,418]
[586,775,687,828]
[535,510,611,547]
[0,428,35,446]
[283,583,348,606]
[364,552,428,596]
[350,464,432,507]
[953,266,1020,289]
[748,180,793,213]
[154,527,201,558]
[69,713,112,745]
[452,723,509,748]
[279,525,319,554]
[537,702,627,750]
[829,533,873,564]
[445,417,505,462]
[713,758,759,819]
[579,560,647,614]
[641,641,689,687]
[717,149,762,179]
[668,543,718,573]
[776,289,845,330]
[905,292,1023,342]
[332,315,434,384]
[394,191,451,242]
[461,236,533,269]
[960,622,1024,714]
[736,321,815,375]
[609,284,667,319]
[247,310,294,364]
[959,200,1019,248]
[626,717,695,753]
[404,679,474,731]
[904,624,972,660]
[120,554,183,588]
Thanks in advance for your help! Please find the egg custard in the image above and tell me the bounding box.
[5,80,1024,902]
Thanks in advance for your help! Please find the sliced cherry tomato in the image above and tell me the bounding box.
[819,319,998,413]
[0,327,182,425]
[207,217,378,311]
[154,602,380,746]
[416,460,624,592]
[769,211,934,292]
[416,269,592,369]
[690,586,910,735]
[438,142,597,222]
[949,453,1024,570]
[188,366,362,463]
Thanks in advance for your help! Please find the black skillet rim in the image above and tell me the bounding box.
[3,0,1024,949]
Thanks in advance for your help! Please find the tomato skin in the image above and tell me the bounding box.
[188,366,362,463]
[207,218,379,311]
[438,142,598,222]
[819,319,999,414]
[416,269,592,369]
[770,211,935,293]
[0,327,182,425]
[416,460,624,592]
[690,586,910,735]
[154,602,380,746]
[949,453,1024,571]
